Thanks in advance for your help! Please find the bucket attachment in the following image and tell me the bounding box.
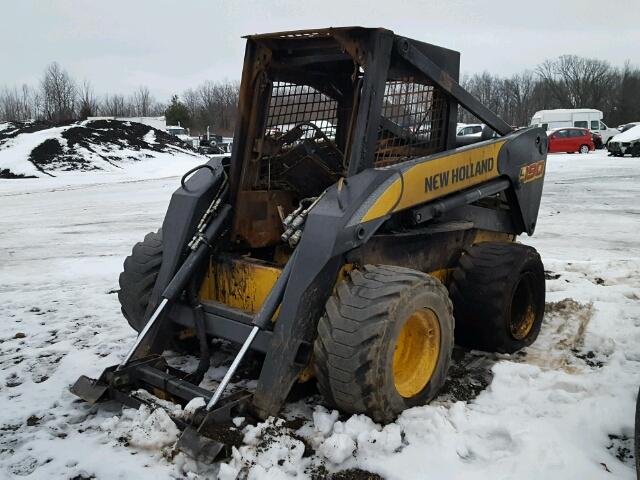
[176,391,253,462]
[70,238,298,461]
[72,370,113,404]
[71,356,254,462]
[176,426,225,463]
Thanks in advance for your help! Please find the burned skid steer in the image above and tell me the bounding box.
[73,27,548,461]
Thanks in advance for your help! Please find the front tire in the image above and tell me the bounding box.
[450,242,545,353]
[313,265,454,423]
[579,144,590,154]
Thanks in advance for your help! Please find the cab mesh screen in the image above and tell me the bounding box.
[264,82,338,140]
[375,80,447,167]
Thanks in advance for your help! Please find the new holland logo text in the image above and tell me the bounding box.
[424,157,495,192]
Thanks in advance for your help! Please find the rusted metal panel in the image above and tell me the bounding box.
[200,255,282,314]
[230,190,294,248]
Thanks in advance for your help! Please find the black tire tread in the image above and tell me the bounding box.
[450,241,544,353]
[314,265,453,420]
[118,230,163,332]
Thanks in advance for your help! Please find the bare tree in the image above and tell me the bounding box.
[503,71,538,126]
[459,73,507,123]
[132,85,153,116]
[19,85,34,120]
[100,94,132,117]
[78,80,98,119]
[182,88,200,123]
[537,55,616,109]
[0,84,38,121]
[610,61,640,126]
[40,62,77,122]
[191,80,239,135]
[148,101,166,116]
[0,87,20,121]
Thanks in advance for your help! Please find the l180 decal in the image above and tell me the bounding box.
[519,160,545,184]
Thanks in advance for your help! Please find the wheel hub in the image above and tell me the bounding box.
[509,273,536,340]
[393,308,440,398]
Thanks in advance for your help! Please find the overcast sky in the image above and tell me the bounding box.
[3,0,639,100]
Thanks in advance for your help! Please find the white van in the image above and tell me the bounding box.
[530,109,618,144]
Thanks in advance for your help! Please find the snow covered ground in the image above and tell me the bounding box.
[1,149,639,479]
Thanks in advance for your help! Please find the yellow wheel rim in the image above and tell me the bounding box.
[511,305,535,340]
[393,309,441,398]
[509,273,536,340]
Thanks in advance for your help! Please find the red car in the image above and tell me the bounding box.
[547,128,595,154]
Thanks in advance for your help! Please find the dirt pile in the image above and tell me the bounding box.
[0,121,52,144]
[0,119,197,178]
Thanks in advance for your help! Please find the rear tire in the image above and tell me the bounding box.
[450,242,545,353]
[118,230,163,332]
[579,144,590,154]
[313,265,454,423]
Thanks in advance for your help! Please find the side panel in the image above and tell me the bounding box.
[351,127,547,235]
[147,161,225,315]
[496,127,547,234]
[360,140,504,222]
[348,228,514,285]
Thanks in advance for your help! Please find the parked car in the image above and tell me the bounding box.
[457,123,482,135]
[456,124,498,146]
[531,109,618,144]
[608,125,640,157]
[547,127,594,154]
[617,122,640,133]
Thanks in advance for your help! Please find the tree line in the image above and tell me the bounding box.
[2,55,639,136]
[0,63,166,124]
[0,62,239,136]
[167,80,239,136]
[459,55,640,127]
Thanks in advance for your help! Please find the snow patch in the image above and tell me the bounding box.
[183,397,206,417]
[312,406,339,436]
[101,405,180,450]
[220,418,309,478]
[318,433,356,464]
[143,130,157,144]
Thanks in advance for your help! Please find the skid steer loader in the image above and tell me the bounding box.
[73,27,548,461]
